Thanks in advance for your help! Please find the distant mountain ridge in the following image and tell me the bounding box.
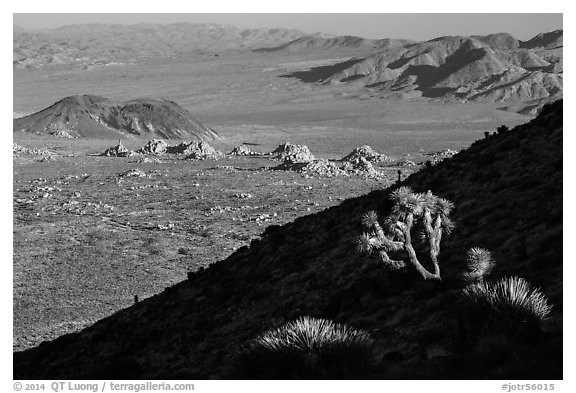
[13,95,219,140]
[255,34,416,52]
[13,23,305,69]
[284,30,562,114]
[520,29,563,49]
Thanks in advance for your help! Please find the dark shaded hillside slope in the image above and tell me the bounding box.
[14,101,562,379]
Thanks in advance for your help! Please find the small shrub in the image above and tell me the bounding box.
[497,125,509,134]
[460,276,552,338]
[231,316,375,379]
[463,247,495,282]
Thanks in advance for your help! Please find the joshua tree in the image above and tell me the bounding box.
[463,247,495,283]
[357,187,455,281]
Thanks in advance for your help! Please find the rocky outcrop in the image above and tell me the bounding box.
[271,142,315,163]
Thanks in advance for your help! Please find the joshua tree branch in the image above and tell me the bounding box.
[372,220,386,239]
[377,250,407,270]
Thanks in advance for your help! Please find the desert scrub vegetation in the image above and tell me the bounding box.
[462,247,495,283]
[460,276,552,340]
[230,316,375,379]
[357,187,454,280]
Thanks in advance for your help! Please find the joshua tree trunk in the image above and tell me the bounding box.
[396,212,442,281]
[422,210,443,279]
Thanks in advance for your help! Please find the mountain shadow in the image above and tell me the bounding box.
[397,43,488,97]
[280,58,363,83]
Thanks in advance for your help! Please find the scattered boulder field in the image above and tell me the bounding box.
[97,138,457,179]
[100,139,226,161]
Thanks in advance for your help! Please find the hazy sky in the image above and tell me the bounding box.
[13,13,562,41]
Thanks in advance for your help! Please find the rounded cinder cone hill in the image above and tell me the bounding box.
[13,95,219,140]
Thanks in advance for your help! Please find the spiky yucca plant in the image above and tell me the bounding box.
[231,316,375,379]
[461,276,552,337]
[357,187,454,280]
[463,247,495,282]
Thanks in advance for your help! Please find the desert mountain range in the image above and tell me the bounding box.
[13,95,219,140]
[14,24,562,115]
[280,32,562,114]
[13,100,563,379]
[255,33,416,52]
